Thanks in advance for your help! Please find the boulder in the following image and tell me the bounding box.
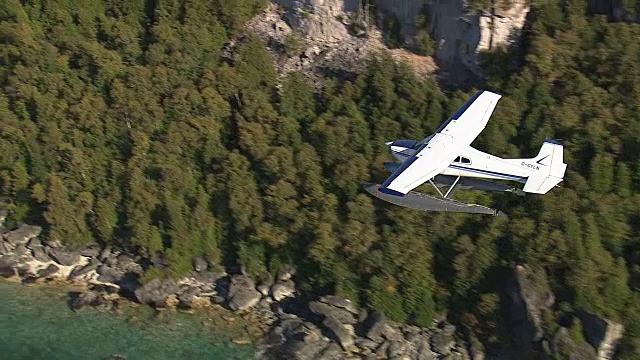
[97,265,125,284]
[193,256,208,272]
[37,264,60,278]
[31,245,51,263]
[257,284,270,296]
[381,323,404,342]
[3,224,42,245]
[68,285,118,311]
[68,258,100,280]
[178,286,202,308]
[320,295,359,314]
[0,260,16,278]
[316,342,343,359]
[322,314,354,350]
[285,338,332,360]
[468,334,485,360]
[14,244,28,256]
[360,311,386,343]
[387,339,411,358]
[116,253,133,265]
[134,277,179,308]
[417,336,436,360]
[376,340,390,357]
[227,274,262,311]
[69,290,105,311]
[79,247,100,258]
[44,239,62,248]
[25,237,41,250]
[270,319,334,360]
[194,270,223,284]
[277,264,296,281]
[431,331,455,356]
[48,248,81,266]
[309,300,357,324]
[271,280,296,301]
[98,246,113,262]
[211,295,226,304]
[0,240,11,255]
[356,337,379,350]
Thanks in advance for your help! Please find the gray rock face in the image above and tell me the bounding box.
[360,311,386,342]
[322,314,354,350]
[271,280,296,301]
[193,256,208,272]
[552,327,597,360]
[504,265,554,350]
[3,224,42,245]
[418,336,437,360]
[309,300,357,324]
[48,248,81,266]
[134,277,179,308]
[576,310,624,360]
[431,335,454,357]
[320,295,359,314]
[227,275,262,311]
[431,329,455,356]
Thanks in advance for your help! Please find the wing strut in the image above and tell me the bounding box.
[429,176,461,199]
[444,176,461,198]
[429,179,445,197]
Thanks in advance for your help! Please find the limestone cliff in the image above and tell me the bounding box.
[376,0,529,75]
[270,0,530,82]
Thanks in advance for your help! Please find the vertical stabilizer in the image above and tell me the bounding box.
[523,140,567,194]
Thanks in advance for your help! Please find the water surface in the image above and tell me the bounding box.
[0,281,256,360]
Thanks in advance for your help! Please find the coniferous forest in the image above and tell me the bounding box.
[2,1,640,358]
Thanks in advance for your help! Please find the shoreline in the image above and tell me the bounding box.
[1,223,477,359]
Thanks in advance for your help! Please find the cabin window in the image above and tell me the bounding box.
[454,156,471,164]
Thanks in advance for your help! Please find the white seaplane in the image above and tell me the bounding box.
[362,90,567,218]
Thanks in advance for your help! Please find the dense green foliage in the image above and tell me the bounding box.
[2,1,640,357]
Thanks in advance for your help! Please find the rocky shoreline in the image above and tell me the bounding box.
[1,223,479,360]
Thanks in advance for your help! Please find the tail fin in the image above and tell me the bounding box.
[523,140,567,194]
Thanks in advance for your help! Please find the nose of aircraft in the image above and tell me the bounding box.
[385,141,393,146]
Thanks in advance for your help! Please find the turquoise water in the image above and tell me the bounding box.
[0,282,256,360]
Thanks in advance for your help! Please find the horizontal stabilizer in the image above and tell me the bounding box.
[362,184,507,218]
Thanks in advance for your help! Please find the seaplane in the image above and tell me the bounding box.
[362,90,567,218]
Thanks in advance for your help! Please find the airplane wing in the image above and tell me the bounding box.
[380,90,503,195]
